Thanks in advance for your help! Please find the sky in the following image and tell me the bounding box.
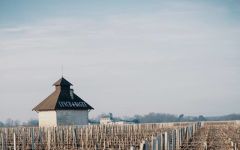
[0,0,240,121]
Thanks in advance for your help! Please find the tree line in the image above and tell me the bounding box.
[0,118,38,127]
[1,113,240,127]
[90,112,240,123]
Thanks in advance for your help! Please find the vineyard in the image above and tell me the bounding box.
[0,121,239,150]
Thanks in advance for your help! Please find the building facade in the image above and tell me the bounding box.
[33,77,94,127]
[100,116,113,125]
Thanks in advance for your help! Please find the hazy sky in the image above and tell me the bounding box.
[0,0,240,121]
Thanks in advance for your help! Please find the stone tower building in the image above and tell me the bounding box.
[33,77,94,127]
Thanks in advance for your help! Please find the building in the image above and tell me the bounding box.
[100,113,113,125]
[99,113,136,125]
[33,77,94,127]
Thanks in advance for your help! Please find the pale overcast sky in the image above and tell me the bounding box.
[0,0,240,121]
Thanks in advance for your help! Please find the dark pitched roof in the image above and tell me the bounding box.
[33,77,94,111]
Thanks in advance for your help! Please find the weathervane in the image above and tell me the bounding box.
[61,65,64,77]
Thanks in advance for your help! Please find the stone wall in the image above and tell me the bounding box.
[39,111,57,127]
[56,110,88,125]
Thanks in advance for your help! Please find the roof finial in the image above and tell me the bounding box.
[61,65,64,77]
